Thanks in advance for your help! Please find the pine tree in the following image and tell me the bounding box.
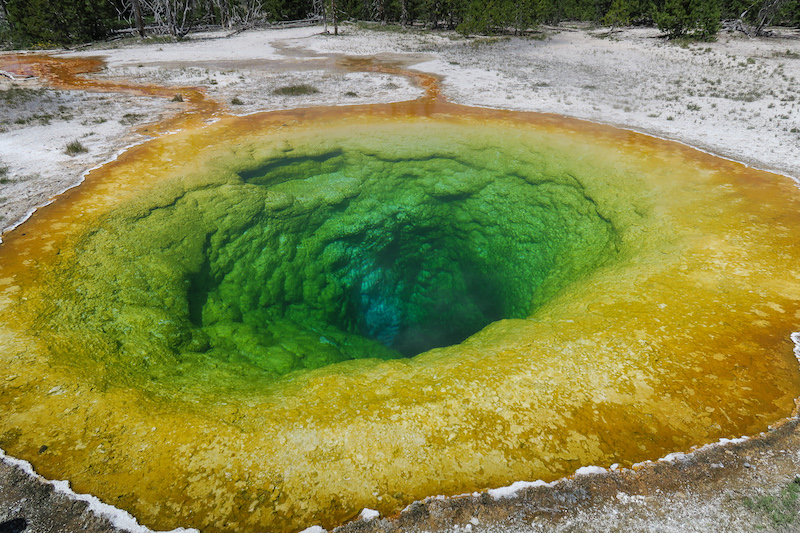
[654,0,720,38]
[5,0,116,45]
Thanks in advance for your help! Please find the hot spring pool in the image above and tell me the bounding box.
[1,102,799,532]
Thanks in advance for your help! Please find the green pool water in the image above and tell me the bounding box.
[38,122,620,399]
[5,112,799,533]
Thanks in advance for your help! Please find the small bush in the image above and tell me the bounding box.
[119,113,144,125]
[0,164,10,184]
[65,140,88,156]
[171,94,184,102]
[230,96,244,105]
[272,84,320,96]
[36,113,53,125]
[344,91,358,97]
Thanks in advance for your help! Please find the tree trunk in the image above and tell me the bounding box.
[218,0,231,28]
[736,0,789,36]
[373,0,385,24]
[332,0,338,34]
[178,0,194,37]
[755,0,788,34]
[131,0,146,37]
[401,0,408,26]
[164,0,175,35]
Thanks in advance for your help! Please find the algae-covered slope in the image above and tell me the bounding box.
[35,121,622,396]
[1,105,799,533]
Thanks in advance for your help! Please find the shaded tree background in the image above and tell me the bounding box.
[3,0,119,45]
[0,0,796,46]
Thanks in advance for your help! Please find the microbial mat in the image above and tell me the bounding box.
[1,62,800,533]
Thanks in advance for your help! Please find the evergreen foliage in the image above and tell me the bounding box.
[0,0,796,47]
[653,0,721,38]
[4,0,119,45]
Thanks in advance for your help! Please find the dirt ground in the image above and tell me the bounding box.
[2,22,800,533]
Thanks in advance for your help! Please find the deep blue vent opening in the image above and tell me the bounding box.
[346,228,506,357]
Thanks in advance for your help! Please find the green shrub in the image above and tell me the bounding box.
[272,84,320,96]
[654,0,721,40]
[603,0,633,27]
[65,140,88,156]
[4,0,117,46]
[119,113,144,125]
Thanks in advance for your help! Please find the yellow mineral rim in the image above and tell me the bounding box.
[1,100,799,533]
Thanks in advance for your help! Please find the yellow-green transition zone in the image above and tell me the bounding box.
[1,103,800,533]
